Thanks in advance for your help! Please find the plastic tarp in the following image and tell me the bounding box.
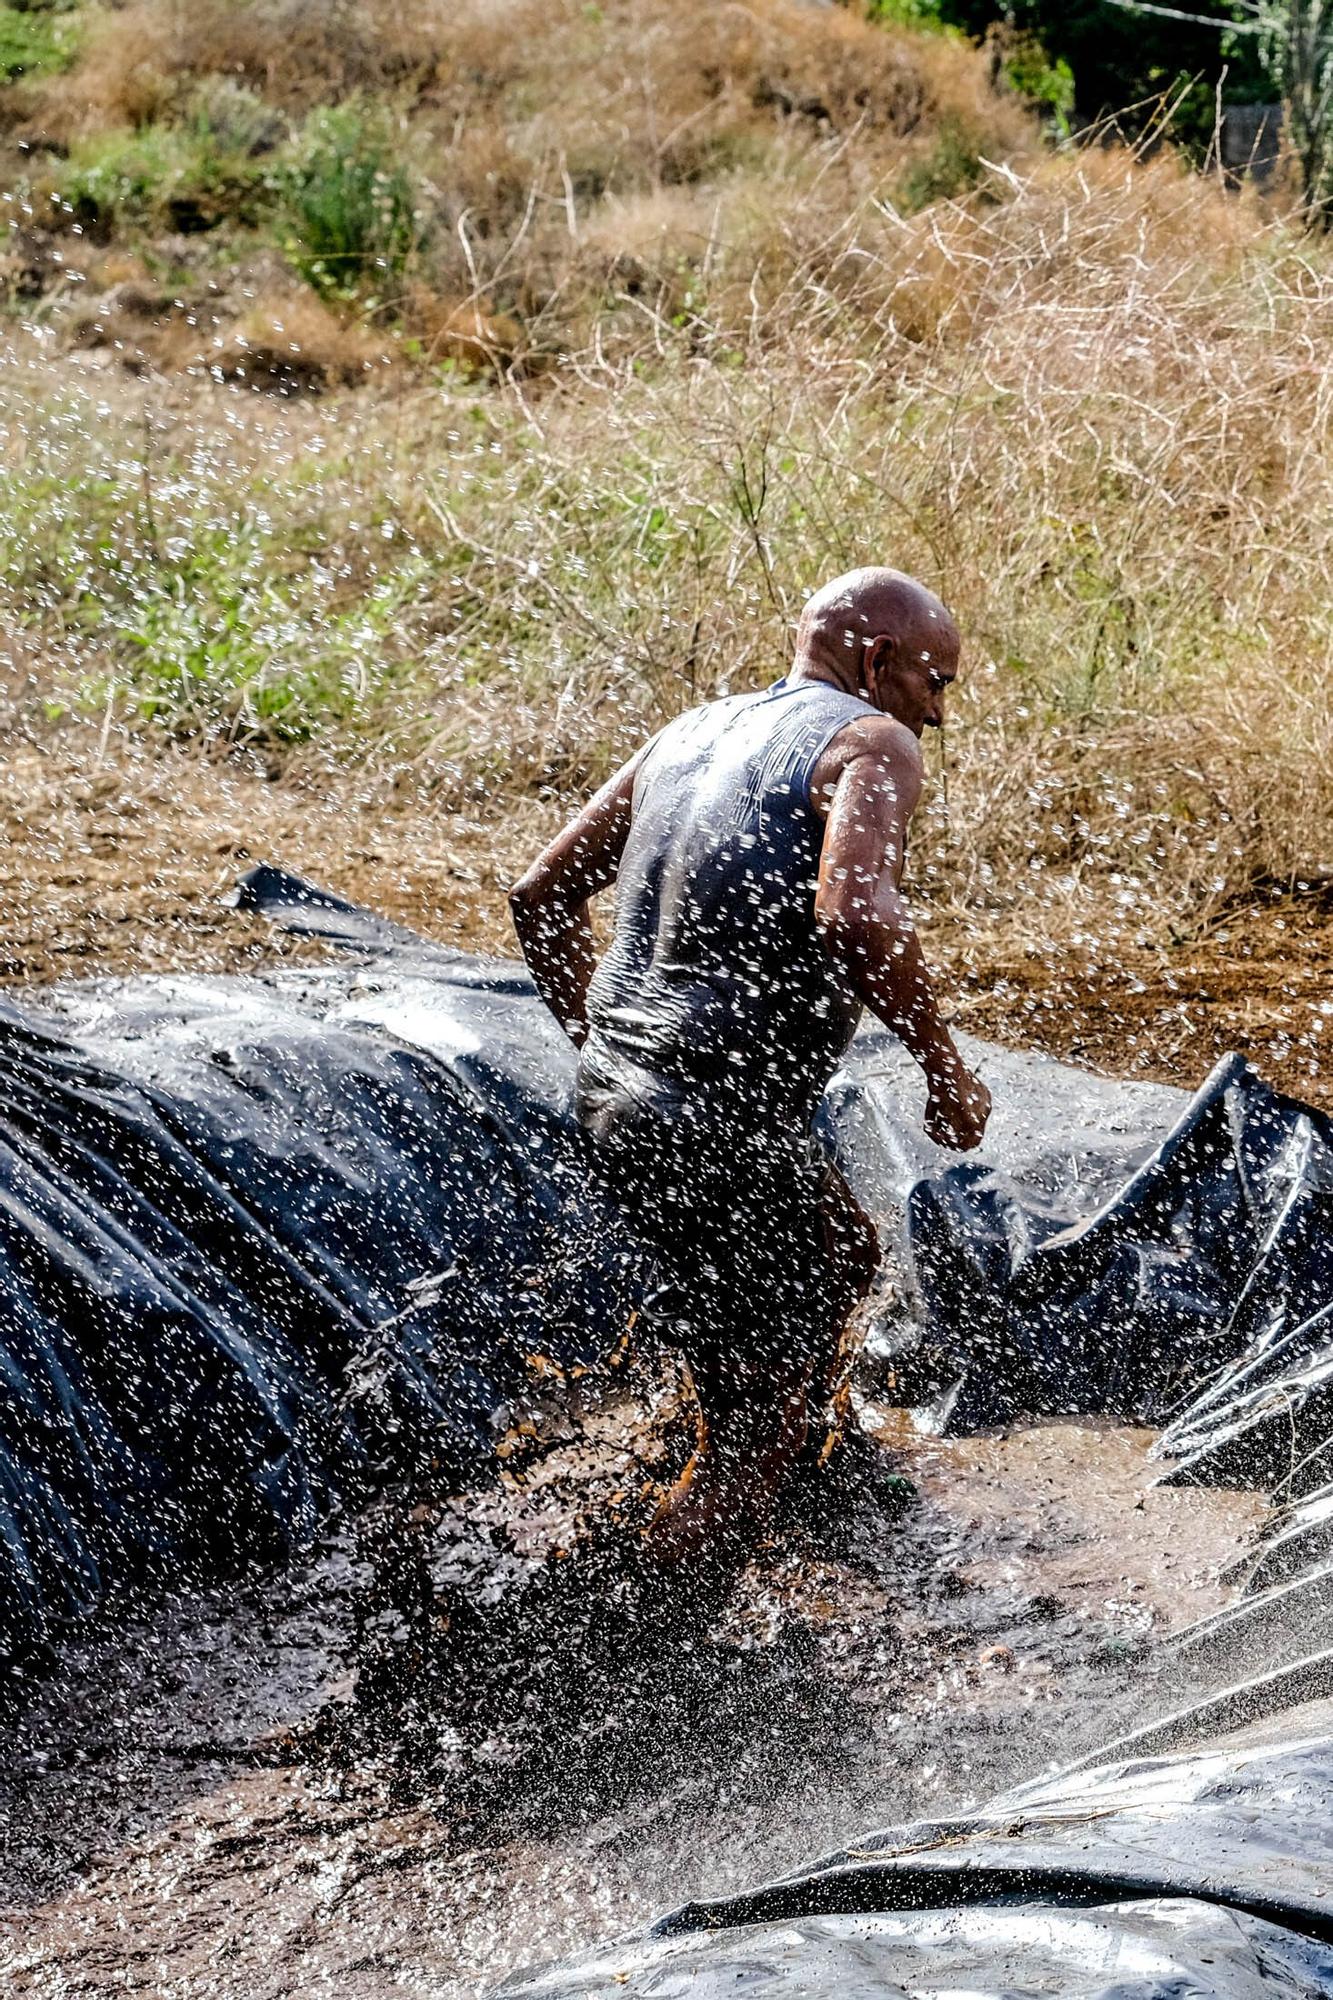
[0,871,629,1672]
[897,1052,1333,1437]
[508,1372,1333,1996]
[3,865,1333,1679]
[499,1703,1333,1997]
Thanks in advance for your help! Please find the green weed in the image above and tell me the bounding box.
[99,543,428,741]
[275,102,417,299]
[0,393,431,744]
[0,2,79,82]
[1001,33,1075,134]
[60,121,267,234]
[897,119,985,211]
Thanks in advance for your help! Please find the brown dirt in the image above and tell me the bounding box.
[5,729,1333,1116]
[942,897,1333,1112]
[0,735,550,984]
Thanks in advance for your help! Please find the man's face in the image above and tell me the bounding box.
[867,621,961,736]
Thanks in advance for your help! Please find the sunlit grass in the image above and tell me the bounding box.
[0,381,433,743]
[4,126,1333,914]
[0,3,1329,944]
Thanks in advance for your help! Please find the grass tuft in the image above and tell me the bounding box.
[0,2,78,84]
[58,119,266,233]
[277,101,417,300]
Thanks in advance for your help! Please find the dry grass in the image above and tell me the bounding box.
[403,147,1333,948]
[63,279,398,386]
[13,0,1036,365]
[27,0,450,135]
[6,141,1333,946]
[3,1,1332,998]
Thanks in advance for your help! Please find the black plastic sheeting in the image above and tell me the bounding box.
[7,867,1333,1991]
[510,1456,1333,1997]
[2,862,1332,1692]
[901,1051,1333,1439]
[0,870,632,1674]
[499,1704,1333,1997]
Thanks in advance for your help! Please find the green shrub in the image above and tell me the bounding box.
[865,0,950,26]
[276,102,417,299]
[60,121,267,233]
[185,78,287,160]
[102,541,428,742]
[1000,32,1075,134]
[0,1,78,81]
[898,118,984,211]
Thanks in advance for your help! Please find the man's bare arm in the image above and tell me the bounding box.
[814,725,990,1150]
[508,752,643,1046]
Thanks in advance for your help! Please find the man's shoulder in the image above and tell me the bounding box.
[647,685,767,755]
[824,710,923,774]
[808,712,923,818]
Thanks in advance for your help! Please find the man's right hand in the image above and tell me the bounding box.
[924,1057,991,1152]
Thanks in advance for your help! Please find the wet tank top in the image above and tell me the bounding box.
[582,678,874,1123]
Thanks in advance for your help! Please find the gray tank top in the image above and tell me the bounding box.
[582,678,873,1123]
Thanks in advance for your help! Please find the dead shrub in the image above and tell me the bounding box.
[402,289,524,377]
[579,186,717,297]
[65,283,398,391]
[32,5,177,142]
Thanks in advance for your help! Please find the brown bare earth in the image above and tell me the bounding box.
[5,732,1331,1112]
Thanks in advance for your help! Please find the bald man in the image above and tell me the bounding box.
[510,567,990,1561]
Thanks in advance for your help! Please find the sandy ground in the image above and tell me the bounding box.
[0,1401,1263,2000]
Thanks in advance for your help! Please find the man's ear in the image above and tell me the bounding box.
[863,633,894,694]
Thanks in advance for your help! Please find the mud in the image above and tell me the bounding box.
[0,1349,1263,2000]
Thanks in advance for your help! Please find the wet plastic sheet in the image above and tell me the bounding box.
[896,1051,1333,1434]
[0,875,631,1670]
[500,1706,1333,1996]
[2,865,1332,1676]
[502,1906,1333,1999]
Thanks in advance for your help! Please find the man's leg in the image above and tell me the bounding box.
[646,1336,817,1563]
[645,1150,877,1563]
[803,1159,881,1463]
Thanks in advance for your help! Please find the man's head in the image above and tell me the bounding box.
[793,567,960,736]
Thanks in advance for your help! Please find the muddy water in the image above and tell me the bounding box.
[0,1414,1263,2000]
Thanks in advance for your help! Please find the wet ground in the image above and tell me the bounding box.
[0,1365,1263,2000]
